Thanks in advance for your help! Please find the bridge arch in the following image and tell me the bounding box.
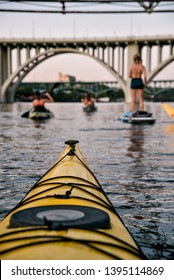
[0,36,174,103]
[148,54,174,82]
[1,48,126,102]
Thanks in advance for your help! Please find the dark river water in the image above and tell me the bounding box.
[0,102,174,260]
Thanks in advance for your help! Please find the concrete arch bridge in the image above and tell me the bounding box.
[0,35,174,104]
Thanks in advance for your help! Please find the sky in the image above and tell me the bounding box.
[0,1,174,82]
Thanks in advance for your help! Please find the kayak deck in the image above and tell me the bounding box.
[21,107,54,120]
[29,107,54,120]
[83,105,97,113]
[0,140,146,260]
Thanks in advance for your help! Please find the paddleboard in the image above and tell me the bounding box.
[119,111,155,124]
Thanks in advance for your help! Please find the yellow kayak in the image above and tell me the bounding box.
[162,103,174,118]
[0,140,146,260]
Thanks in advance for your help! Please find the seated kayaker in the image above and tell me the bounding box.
[32,91,54,111]
[81,93,96,108]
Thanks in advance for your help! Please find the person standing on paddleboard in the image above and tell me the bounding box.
[129,54,147,115]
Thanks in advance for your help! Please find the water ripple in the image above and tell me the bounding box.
[0,102,174,260]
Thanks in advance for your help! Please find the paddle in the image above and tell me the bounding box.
[162,103,174,118]
[21,108,32,118]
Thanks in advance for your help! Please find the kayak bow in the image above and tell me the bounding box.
[0,140,146,260]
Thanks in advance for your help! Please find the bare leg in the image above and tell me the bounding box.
[138,89,144,111]
[130,90,136,114]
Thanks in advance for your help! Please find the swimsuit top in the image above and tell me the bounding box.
[32,99,45,107]
[130,64,144,78]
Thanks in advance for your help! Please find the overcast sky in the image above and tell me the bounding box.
[0,2,174,82]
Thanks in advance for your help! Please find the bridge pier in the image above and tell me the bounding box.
[0,46,13,103]
[3,87,15,103]
[124,44,140,111]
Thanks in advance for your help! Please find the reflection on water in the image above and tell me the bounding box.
[127,126,144,160]
[0,102,174,260]
[164,123,174,134]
